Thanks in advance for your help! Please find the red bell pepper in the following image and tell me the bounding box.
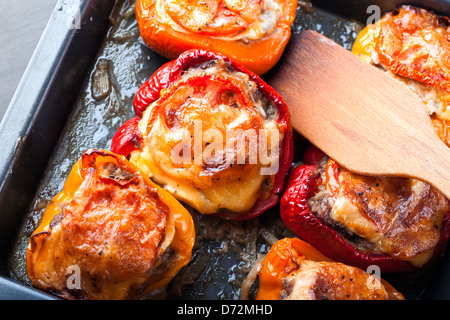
[112,49,293,220]
[280,145,450,273]
[111,117,142,157]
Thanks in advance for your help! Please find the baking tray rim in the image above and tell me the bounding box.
[0,0,114,300]
[1,0,450,300]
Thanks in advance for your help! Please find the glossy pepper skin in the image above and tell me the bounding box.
[111,49,294,221]
[280,146,450,273]
[256,238,404,300]
[135,0,298,75]
[26,149,195,300]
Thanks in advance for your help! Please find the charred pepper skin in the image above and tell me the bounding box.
[280,146,450,273]
[112,49,294,221]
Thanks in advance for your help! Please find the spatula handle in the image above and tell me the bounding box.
[269,30,450,200]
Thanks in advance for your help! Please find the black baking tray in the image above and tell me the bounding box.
[1,0,450,300]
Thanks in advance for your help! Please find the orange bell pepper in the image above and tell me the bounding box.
[135,0,298,75]
[26,149,195,300]
[256,238,404,300]
[431,114,450,147]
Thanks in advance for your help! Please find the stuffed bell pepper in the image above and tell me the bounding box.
[280,145,450,273]
[255,238,404,300]
[135,0,298,75]
[26,149,195,300]
[112,49,293,220]
[352,5,450,146]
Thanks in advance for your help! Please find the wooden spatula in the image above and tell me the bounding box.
[269,30,450,199]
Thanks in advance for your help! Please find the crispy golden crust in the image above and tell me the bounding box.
[324,159,448,266]
[60,156,169,283]
[26,150,191,300]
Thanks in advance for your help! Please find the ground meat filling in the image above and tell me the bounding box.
[307,157,379,253]
[182,58,280,123]
[307,156,448,264]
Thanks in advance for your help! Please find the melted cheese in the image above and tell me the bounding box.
[225,0,281,41]
[330,197,383,248]
[352,19,450,121]
[131,59,280,214]
[130,142,265,214]
[155,0,281,41]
